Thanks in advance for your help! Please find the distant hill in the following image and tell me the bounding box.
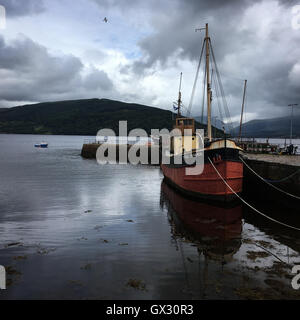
[0,108,7,113]
[233,115,300,138]
[0,98,222,136]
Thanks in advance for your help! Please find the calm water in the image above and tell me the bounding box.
[0,134,300,300]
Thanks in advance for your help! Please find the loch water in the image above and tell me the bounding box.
[0,134,299,300]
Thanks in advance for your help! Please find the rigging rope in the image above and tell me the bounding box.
[201,66,207,124]
[187,35,234,137]
[212,67,224,125]
[209,40,234,135]
[239,156,300,200]
[208,157,300,231]
[187,40,205,117]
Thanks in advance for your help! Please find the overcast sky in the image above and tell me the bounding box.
[0,0,299,122]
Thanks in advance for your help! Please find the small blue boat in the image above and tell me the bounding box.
[35,142,48,148]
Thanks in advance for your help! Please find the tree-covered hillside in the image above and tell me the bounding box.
[0,98,221,136]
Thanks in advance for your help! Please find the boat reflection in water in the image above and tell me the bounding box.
[160,181,243,263]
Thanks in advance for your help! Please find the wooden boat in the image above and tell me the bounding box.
[161,24,243,202]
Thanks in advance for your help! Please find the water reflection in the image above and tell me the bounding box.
[160,181,242,263]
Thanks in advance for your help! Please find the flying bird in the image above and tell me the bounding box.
[103,17,108,23]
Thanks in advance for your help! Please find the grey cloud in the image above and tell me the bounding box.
[1,0,299,121]
[134,0,263,69]
[83,69,114,91]
[0,35,114,103]
[120,0,300,120]
[0,0,45,17]
[91,0,165,10]
[0,35,82,76]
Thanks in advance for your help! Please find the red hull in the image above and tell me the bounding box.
[161,160,243,202]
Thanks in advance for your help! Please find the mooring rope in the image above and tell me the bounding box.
[241,239,292,267]
[254,243,291,266]
[239,156,300,200]
[263,168,300,183]
[208,158,300,232]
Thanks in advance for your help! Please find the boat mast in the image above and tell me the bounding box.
[177,72,183,117]
[288,103,298,144]
[205,24,212,142]
[239,80,247,142]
